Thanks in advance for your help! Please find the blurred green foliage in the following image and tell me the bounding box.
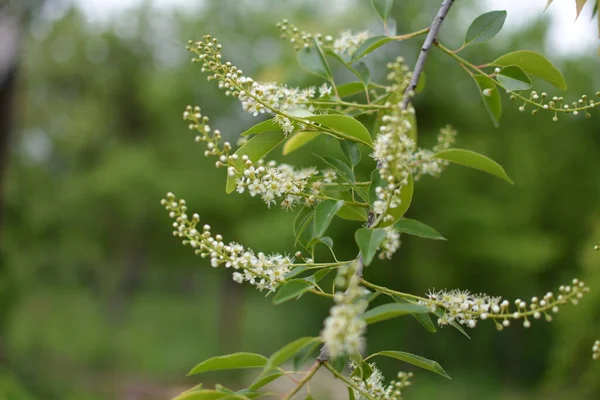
[1,0,599,399]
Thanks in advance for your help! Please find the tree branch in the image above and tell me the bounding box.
[401,0,455,110]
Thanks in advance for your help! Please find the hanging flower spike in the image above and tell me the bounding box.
[161,192,296,292]
[421,279,589,330]
[593,340,600,360]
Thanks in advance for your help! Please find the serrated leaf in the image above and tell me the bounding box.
[392,295,437,332]
[371,0,394,22]
[267,337,322,368]
[273,279,314,304]
[354,62,371,86]
[493,50,567,90]
[284,266,309,280]
[313,199,344,238]
[336,82,366,98]
[394,218,446,240]
[464,10,507,46]
[241,119,280,137]
[367,351,451,379]
[340,140,362,167]
[293,341,321,371]
[434,148,514,184]
[318,155,355,182]
[363,302,430,325]
[337,204,368,221]
[306,115,373,148]
[473,75,501,127]
[294,207,315,247]
[173,390,244,400]
[377,172,414,228]
[432,307,471,339]
[187,353,268,376]
[282,131,321,155]
[226,131,286,193]
[355,228,387,266]
[297,37,333,80]
[351,35,394,63]
[249,370,284,390]
[496,65,532,92]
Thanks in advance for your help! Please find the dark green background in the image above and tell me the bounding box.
[1,0,599,398]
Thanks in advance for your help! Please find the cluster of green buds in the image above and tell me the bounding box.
[513,90,600,121]
[183,105,232,166]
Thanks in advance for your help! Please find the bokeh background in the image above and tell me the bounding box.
[1,0,600,399]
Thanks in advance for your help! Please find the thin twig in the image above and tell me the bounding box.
[283,360,322,400]
[401,0,456,110]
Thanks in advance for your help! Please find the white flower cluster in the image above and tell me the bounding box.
[161,192,295,292]
[421,278,589,330]
[233,159,319,209]
[322,263,368,358]
[276,19,372,57]
[187,35,332,136]
[378,226,401,260]
[593,340,600,360]
[350,363,413,400]
[183,105,232,166]
[371,58,457,223]
[332,30,372,56]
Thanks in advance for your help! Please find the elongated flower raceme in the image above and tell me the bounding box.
[421,279,589,330]
[277,19,372,56]
[593,340,600,360]
[321,263,368,358]
[162,192,297,292]
[350,362,413,400]
[187,35,333,135]
[371,57,457,223]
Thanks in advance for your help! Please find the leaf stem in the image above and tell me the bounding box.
[393,27,431,41]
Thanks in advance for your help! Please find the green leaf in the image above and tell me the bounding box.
[294,209,315,247]
[313,199,344,238]
[354,62,371,86]
[273,279,314,304]
[284,266,309,280]
[394,218,446,240]
[432,307,471,339]
[340,141,362,167]
[317,155,355,182]
[351,35,394,63]
[226,131,286,193]
[493,50,567,90]
[297,37,333,80]
[464,10,507,46]
[329,356,348,374]
[377,172,414,228]
[496,65,532,92]
[188,353,268,376]
[367,351,451,379]
[282,131,321,155]
[392,295,437,332]
[174,390,244,400]
[371,0,394,22]
[306,115,373,148]
[337,204,368,222]
[312,267,335,282]
[241,119,280,137]
[267,337,322,369]
[415,72,426,94]
[293,341,322,371]
[336,82,366,98]
[473,75,501,127]
[434,148,514,184]
[355,228,387,266]
[363,303,430,325]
